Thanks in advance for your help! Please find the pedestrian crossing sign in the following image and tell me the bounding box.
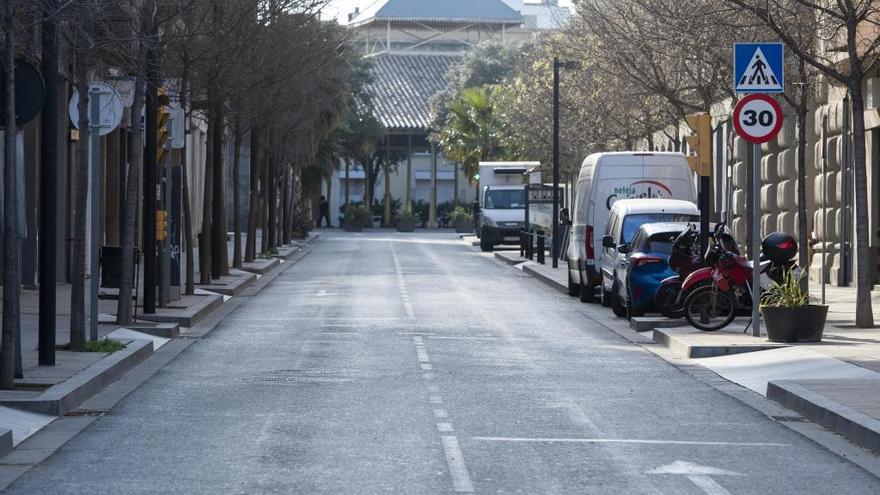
[734,43,784,93]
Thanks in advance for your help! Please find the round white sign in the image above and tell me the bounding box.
[68,82,124,136]
[733,93,783,144]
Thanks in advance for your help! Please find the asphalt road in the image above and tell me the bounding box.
[6,231,880,494]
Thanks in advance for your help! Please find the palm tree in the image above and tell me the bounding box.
[436,85,516,186]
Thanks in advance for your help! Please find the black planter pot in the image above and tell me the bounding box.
[342,223,362,233]
[762,305,828,343]
[396,220,415,233]
[454,220,473,234]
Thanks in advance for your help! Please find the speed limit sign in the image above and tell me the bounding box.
[733,93,783,144]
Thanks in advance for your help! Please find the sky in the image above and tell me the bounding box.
[321,0,575,22]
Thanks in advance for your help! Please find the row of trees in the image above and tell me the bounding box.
[433,1,880,328]
[0,0,364,387]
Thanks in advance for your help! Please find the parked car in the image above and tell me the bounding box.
[567,152,698,303]
[600,199,700,316]
[612,222,695,319]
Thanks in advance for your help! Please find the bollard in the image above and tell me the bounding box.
[520,230,526,258]
[528,231,534,260]
[537,234,545,264]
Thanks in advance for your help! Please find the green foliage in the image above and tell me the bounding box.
[372,197,401,219]
[448,206,473,223]
[761,269,809,308]
[430,41,526,129]
[343,203,372,228]
[411,200,430,225]
[59,338,126,353]
[436,85,519,183]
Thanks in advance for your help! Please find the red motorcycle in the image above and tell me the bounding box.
[656,222,740,319]
[682,231,797,331]
[654,224,704,318]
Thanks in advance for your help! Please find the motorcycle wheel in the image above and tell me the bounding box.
[654,283,683,319]
[683,286,736,331]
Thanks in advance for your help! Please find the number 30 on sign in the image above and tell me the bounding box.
[733,93,783,144]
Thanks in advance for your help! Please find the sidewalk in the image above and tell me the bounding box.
[0,230,316,455]
[480,241,880,456]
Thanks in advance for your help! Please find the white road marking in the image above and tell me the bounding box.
[428,336,547,341]
[427,385,440,393]
[441,436,474,493]
[420,363,433,371]
[399,332,436,336]
[413,336,423,344]
[320,324,363,328]
[423,372,434,380]
[319,332,361,335]
[438,422,454,433]
[687,475,734,495]
[433,409,448,419]
[471,437,790,447]
[404,302,415,319]
[417,348,430,363]
[647,461,742,495]
[429,396,443,404]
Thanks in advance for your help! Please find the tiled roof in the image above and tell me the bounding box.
[367,53,460,131]
[351,0,523,26]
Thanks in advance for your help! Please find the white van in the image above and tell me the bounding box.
[476,162,537,251]
[566,152,697,302]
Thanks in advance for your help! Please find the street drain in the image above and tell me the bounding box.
[243,369,356,383]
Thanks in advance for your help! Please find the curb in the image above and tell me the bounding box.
[0,339,154,416]
[652,327,787,358]
[0,429,10,459]
[768,380,880,454]
[521,264,567,294]
[136,294,224,327]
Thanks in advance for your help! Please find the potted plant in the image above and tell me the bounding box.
[342,204,371,232]
[395,210,416,232]
[761,269,828,343]
[449,206,473,233]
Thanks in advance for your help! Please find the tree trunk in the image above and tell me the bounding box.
[849,83,874,328]
[116,72,145,323]
[245,127,259,262]
[211,103,225,278]
[198,107,214,285]
[1,1,19,387]
[182,147,195,295]
[281,165,290,244]
[796,91,809,295]
[69,65,89,351]
[344,159,350,207]
[232,120,242,268]
[260,134,270,255]
[267,141,276,250]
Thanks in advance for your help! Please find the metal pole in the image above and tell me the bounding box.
[552,57,560,269]
[143,45,159,314]
[752,143,761,337]
[840,96,849,286]
[88,87,101,341]
[161,111,172,305]
[38,0,59,365]
[821,115,827,304]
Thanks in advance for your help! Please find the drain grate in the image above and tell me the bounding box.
[771,415,808,423]
[242,369,356,384]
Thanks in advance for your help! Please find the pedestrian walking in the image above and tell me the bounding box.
[319,195,331,227]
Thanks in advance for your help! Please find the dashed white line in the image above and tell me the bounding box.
[420,363,433,371]
[471,437,790,447]
[417,348,430,363]
[438,422,454,433]
[429,395,443,404]
[441,436,474,493]
[433,409,448,419]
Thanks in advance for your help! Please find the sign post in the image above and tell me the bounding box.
[71,82,123,340]
[733,93,783,337]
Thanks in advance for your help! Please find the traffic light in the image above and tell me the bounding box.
[684,112,711,177]
[156,209,168,241]
[157,88,171,165]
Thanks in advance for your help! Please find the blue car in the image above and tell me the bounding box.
[612,222,692,319]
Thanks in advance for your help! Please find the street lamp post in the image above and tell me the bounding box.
[552,57,579,269]
[552,57,560,269]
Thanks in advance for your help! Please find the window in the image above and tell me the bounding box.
[620,214,698,244]
[485,189,525,209]
[644,232,681,255]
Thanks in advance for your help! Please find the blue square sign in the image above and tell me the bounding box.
[734,43,784,93]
